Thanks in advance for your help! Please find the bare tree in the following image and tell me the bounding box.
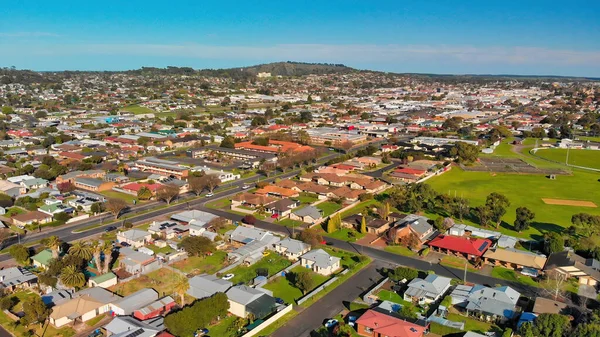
[202,174,220,193]
[0,229,10,250]
[156,184,180,204]
[106,198,128,219]
[208,217,228,232]
[340,140,354,152]
[188,177,206,196]
[544,270,567,300]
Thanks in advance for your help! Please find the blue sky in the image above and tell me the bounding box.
[1,0,599,76]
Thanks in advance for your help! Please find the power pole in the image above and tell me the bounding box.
[464,260,468,284]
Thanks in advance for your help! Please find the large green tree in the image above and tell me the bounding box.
[486,192,510,228]
[514,207,535,232]
[21,295,51,327]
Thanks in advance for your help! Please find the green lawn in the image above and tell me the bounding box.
[447,313,496,334]
[535,148,600,169]
[316,201,343,217]
[491,266,539,287]
[278,218,305,227]
[206,198,232,210]
[0,308,76,337]
[322,247,362,269]
[377,289,405,303]
[295,192,319,204]
[384,245,417,257]
[579,136,600,142]
[172,251,227,274]
[228,251,292,284]
[5,207,26,217]
[147,244,174,255]
[340,199,380,218]
[100,190,138,204]
[427,166,600,240]
[263,266,330,304]
[206,315,239,337]
[121,104,155,114]
[323,228,365,242]
[440,255,478,273]
[85,315,105,327]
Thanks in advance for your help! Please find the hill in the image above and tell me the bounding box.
[228,61,355,76]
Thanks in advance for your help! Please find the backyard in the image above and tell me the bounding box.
[227,251,292,284]
[316,201,343,217]
[109,268,192,303]
[172,251,228,274]
[263,266,330,304]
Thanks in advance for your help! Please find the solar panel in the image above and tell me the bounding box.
[125,329,145,337]
[478,241,489,252]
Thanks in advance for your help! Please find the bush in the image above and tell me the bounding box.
[0,296,18,310]
[243,215,257,225]
[123,221,133,229]
[420,247,430,257]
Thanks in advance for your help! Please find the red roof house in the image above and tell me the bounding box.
[427,235,492,259]
[355,309,427,337]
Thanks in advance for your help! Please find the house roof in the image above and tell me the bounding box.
[0,267,37,287]
[267,198,297,212]
[427,235,491,257]
[465,285,520,318]
[255,185,298,198]
[104,316,161,337]
[355,309,426,337]
[74,177,105,188]
[50,296,105,320]
[232,193,277,206]
[292,205,322,220]
[276,238,311,255]
[135,296,175,316]
[397,214,433,236]
[118,229,151,242]
[545,251,600,281]
[90,272,117,284]
[32,249,53,266]
[188,274,232,299]
[170,210,218,223]
[483,247,547,270]
[405,274,452,298]
[230,226,271,244]
[112,288,159,315]
[12,210,52,223]
[226,285,271,305]
[301,249,341,269]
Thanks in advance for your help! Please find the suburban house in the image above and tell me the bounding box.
[133,296,176,320]
[544,251,600,286]
[110,288,159,316]
[228,232,282,265]
[231,193,277,209]
[403,274,452,305]
[300,249,341,276]
[388,214,437,248]
[265,198,298,218]
[254,185,299,198]
[483,247,547,276]
[450,284,520,322]
[39,203,73,216]
[187,274,233,299]
[134,157,189,179]
[147,221,188,240]
[50,287,121,327]
[104,316,162,337]
[0,267,37,291]
[73,177,115,192]
[12,211,53,227]
[226,285,277,319]
[118,247,161,276]
[88,272,118,288]
[289,205,323,224]
[342,214,390,235]
[170,209,219,224]
[32,249,53,270]
[117,229,152,248]
[427,235,492,261]
[274,238,311,261]
[355,309,427,337]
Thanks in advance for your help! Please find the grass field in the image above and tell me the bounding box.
[316,201,343,216]
[172,251,227,274]
[427,166,600,240]
[534,148,600,169]
[121,104,155,114]
[228,251,292,284]
[100,190,139,204]
[263,266,330,304]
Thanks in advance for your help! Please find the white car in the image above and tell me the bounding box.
[222,273,234,280]
[241,185,250,190]
[324,319,338,328]
[205,193,214,197]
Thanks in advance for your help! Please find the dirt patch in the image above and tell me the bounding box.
[542,198,597,207]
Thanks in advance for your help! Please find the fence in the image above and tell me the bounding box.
[217,259,243,274]
[230,206,256,214]
[362,277,389,304]
[240,304,294,337]
[309,200,361,229]
[296,269,348,305]
[67,214,90,223]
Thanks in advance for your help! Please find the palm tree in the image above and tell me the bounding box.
[173,274,189,306]
[60,265,86,289]
[44,236,62,259]
[89,240,102,272]
[68,242,93,261]
[101,241,114,274]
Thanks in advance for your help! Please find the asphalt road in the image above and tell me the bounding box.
[0,326,11,337]
[270,261,390,337]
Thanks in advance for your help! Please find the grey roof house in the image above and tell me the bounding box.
[187,274,233,299]
[170,209,218,224]
[451,285,521,321]
[290,205,323,223]
[0,267,37,290]
[226,285,277,319]
[300,249,341,276]
[404,274,452,305]
[104,316,161,337]
[274,238,311,260]
[110,288,159,316]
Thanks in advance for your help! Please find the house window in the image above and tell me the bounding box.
[364,327,373,333]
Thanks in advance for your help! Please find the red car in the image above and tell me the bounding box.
[271,213,279,219]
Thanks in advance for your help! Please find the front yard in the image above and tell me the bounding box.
[263,266,330,304]
[294,192,319,204]
[491,266,539,287]
[172,251,228,274]
[384,245,417,257]
[228,251,292,284]
[440,255,479,273]
[323,228,365,242]
[277,218,306,228]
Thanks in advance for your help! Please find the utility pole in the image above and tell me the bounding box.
[464,260,468,284]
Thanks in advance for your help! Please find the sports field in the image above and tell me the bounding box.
[534,148,600,170]
[427,166,600,240]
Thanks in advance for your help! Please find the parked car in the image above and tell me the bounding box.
[348,315,357,327]
[262,251,270,257]
[105,226,117,232]
[222,273,234,280]
[324,319,338,329]
[241,184,251,190]
[205,193,214,197]
[194,328,209,337]
[88,329,102,337]
[275,297,285,305]
[120,242,130,247]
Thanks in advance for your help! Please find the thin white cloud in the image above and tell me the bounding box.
[2,42,599,66]
[0,32,61,37]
